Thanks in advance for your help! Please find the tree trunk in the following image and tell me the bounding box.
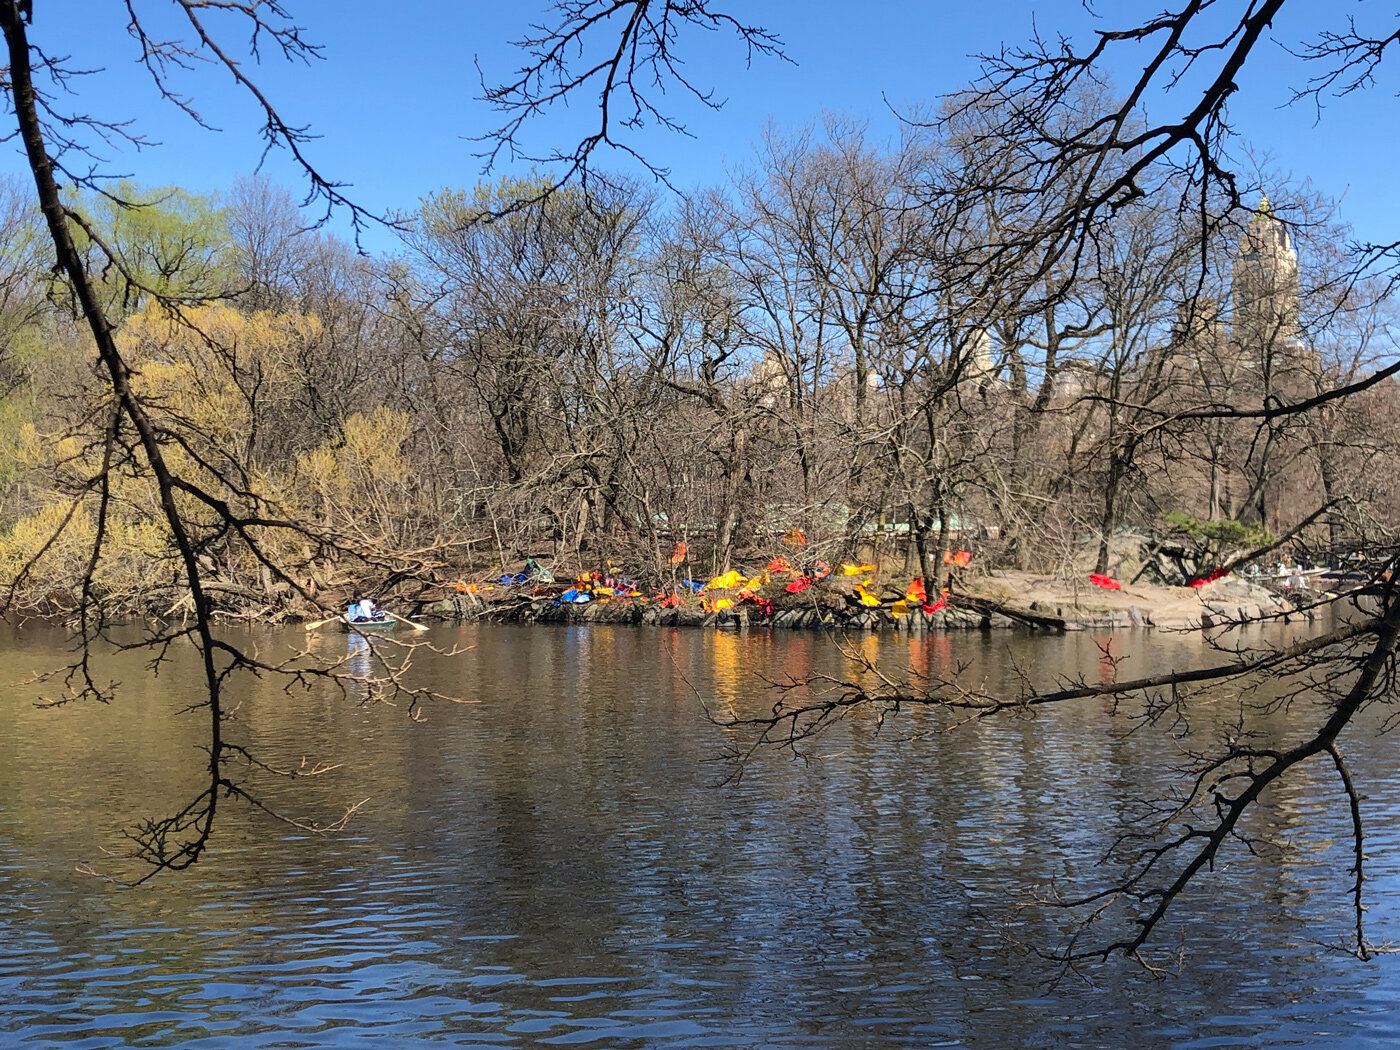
[714,428,747,572]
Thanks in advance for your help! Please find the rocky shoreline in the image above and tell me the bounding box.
[412,570,1328,633]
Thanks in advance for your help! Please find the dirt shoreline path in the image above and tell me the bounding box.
[968,569,1305,630]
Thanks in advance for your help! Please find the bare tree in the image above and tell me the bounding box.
[700,0,1400,970]
[478,0,786,203]
[0,0,737,878]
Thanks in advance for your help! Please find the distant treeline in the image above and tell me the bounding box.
[0,116,1396,616]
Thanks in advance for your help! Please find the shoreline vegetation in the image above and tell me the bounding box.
[15,543,1335,636]
[0,169,1391,649]
[307,534,1339,634]
[15,526,1338,636]
[0,169,1392,652]
[417,566,1326,633]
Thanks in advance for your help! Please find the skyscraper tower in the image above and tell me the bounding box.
[1231,195,1301,363]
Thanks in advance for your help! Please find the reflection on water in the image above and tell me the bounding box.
[345,630,374,681]
[2,622,1400,1047]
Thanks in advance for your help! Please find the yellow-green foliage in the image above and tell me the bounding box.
[0,501,95,602]
[0,419,176,605]
[0,302,349,610]
[122,302,325,464]
[294,408,415,543]
[0,494,177,607]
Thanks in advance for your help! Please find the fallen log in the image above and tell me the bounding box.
[947,592,1072,631]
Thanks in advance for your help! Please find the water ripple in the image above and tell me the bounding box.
[3,625,1400,1047]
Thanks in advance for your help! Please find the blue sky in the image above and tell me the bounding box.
[15,1,1399,254]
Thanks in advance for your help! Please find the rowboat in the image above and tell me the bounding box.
[340,615,396,633]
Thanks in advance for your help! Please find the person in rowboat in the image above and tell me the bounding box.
[347,593,377,622]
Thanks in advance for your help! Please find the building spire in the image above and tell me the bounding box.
[1232,190,1300,355]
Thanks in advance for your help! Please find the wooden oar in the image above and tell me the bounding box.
[385,609,429,632]
[304,614,344,631]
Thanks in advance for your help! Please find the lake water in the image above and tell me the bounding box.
[2,621,1399,1047]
